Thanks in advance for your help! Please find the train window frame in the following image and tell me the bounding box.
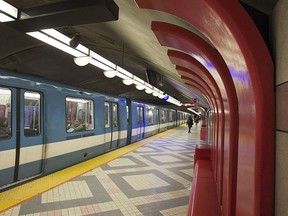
[0,87,12,140]
[65,97,94,133]
[24,91,41,137]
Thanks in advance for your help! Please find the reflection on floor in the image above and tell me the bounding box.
[1,124,206,216]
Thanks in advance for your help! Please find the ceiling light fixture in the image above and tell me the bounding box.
[167,97,182,106]
[135,84,145,90]
[152,91,160,97]
[145,88,153,94]
[103,70,118,78]
[122,78,134,85]
[144,83,153,94]
[74,49,92,66]
[103,66,118,78]
[187,108,201,115]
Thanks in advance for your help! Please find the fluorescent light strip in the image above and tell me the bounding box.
[0,12,15,22]
[90,51,116,69]
[118,67,133,78]
[134,76,145,85]
[76,44,90,55]
[188,108,200,115]
[145,83,153,89]
[42,29,71,45]
[27,31,83,57]
[90,59,112,71]
[116,72,127,79]
[0,0,18,18]
[42,29,116,70]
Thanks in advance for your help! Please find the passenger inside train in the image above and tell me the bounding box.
[0,117,11,139]
[67,120,86,132]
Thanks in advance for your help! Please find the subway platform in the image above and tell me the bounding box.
[0,124,206,216]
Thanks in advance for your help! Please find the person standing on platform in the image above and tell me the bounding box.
[186,116,194,133]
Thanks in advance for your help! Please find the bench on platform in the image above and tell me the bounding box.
[187,146,222,216]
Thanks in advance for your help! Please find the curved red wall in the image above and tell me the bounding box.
[136,1,274,216]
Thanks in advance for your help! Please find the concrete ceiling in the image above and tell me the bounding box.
[0,0,276,111]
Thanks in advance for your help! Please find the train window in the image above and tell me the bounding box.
[112,103,118,127]
[0,87,12,140]
[126,106,129,125]
[147,107,153,125]
[161,110,166,123]
[155,109,159,124]
[137,106,144,124]
[66,97,94,133]
[169,111,173,122]
[137,107,140,123]
[105,102,110,128]
[24,91,41,137]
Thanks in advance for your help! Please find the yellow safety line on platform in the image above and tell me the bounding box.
[0,128,177,213]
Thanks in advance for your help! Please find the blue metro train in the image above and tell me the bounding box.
[0,69,189,189]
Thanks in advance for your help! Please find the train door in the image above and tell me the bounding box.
[104,102,119,151]
[0,88,44,188]
[136,106,144,139]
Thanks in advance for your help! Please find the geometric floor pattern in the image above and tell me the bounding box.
[0,124,207,216]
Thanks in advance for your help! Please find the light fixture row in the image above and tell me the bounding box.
[0,1,182,106]
[187,107,201,116]
[102,66,173,101]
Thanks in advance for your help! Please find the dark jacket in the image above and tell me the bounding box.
[187,117,194,127]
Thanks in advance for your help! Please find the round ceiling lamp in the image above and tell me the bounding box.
[135,84,145,90]
[152,91,160,97]
[74,56,91,66]
[103,70,118,78]
[122,78,134,85]
[74,49,92,66]
[145,88,153,94]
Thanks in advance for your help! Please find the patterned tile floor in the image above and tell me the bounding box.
[1,124,207,216]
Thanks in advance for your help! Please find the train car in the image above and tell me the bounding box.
[128,100,178,143]
[176,110,189,126]
[0,69,188,189]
